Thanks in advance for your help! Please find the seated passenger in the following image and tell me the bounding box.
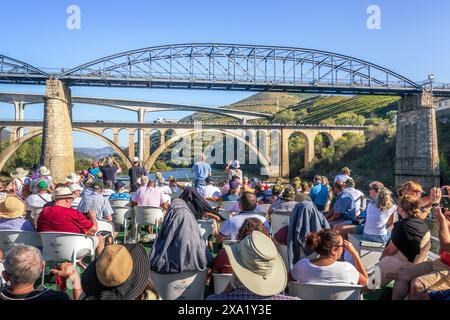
[207,231,299,300]
[0,244,70,300]
[218,192,270,242]
[286,200,330,270]
[37,187,104,256]
[0,196,34,231]
[268,186,298,216]
[291,229,368,286]
[211,217,269,275]
[393,203,450,300]
[109,181,131,201]
[149,198,213,274]
[378,195,431,285]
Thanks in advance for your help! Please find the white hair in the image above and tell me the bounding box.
[4,244,44,286]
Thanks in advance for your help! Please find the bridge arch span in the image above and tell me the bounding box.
[144,128,274,177]
[0,128,133,173]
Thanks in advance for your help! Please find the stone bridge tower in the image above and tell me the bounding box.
[395,92,440,190]
[41,80,75,183]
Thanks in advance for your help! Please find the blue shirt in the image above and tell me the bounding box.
[109,192,131,200]
[220,193,240,201]
[89,168,101,177]
[310,183,329,206]
[192,162,211,180]
[333,192,356,220]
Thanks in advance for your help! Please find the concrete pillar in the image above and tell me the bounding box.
[143,129,151,164]
[113,128,119,145]
[14,101,25,138]
[160,129,166,147]
[395,92,440,190]
[41,80,75,183]
[9,128,17,144]
[128,131,135,159]
[137,108,146,163]
[240,117,247,125]
[304,133,316,170]
[280,129,290,178]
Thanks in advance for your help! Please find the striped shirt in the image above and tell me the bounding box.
[78,191,113,220]
[207,287,300,300]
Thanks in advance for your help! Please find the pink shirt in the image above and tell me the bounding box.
[132,186,164,206]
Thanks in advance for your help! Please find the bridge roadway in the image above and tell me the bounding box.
[0,120,365,131]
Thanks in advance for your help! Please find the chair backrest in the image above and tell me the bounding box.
[288,281,362,300]
[96,219,115,234]
[223,239,239,245]
[276,244,289,271]
[366,264,382,290]
[111,206,134,225]
[218,208,231,220]
[150,270,208,300]
[29,207,43,228]
[212,273,233,294]
[271,213,290,234]
[221,201,238,211]
[258,204,272,214]
[109,199,131,207]
[39,232,95,263]
[197,219,215,243]
[0,261,7,288]
[135,206,164,226]
[0,230,42,253]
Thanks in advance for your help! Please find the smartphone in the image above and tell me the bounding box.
[441,187,450,211]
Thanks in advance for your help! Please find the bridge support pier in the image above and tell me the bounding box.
[14,101,25,138]
[395,92,440,190]
[41,80,75,183]
[128,132,135,159]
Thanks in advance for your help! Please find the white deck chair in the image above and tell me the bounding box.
[207,200,220,208]
[271,213,290,234]
[150,270,208,300]
[109,199,131,207]
[288,281,362,300]
[276,244,289,271]
[29,207,43,228]
[134,206,165,242]
[39,232,96,265]
[197,219,215,245]
[0,230,42,253]
[212,273,233,294]
[111,205,134,243]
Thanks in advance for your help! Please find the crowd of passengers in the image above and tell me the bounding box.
[0,156,449,300]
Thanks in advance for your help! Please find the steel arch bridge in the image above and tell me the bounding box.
[2,44,450,96]
[0,55,49,84]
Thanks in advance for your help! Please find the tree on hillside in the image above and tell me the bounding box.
[3,137,42,173]
[273,109,296,124]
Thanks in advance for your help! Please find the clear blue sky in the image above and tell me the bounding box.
[1,0,449,147]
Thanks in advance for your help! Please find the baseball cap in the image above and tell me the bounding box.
[114,181,125,190]
[37,180,49,189]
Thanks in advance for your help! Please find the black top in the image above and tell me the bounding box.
[101,165,118,184]
[128,166,147,192]
[0,287,70,300]
[390,217,429,262]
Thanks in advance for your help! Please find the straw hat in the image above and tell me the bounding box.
[0,196,26,219]
[81,244,150,300]
[65,173,81,183]
[53,187,74,200]
[38,166,51,176]
[224,231,287,296]
[10,168,29,179]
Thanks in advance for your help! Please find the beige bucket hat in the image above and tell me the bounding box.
[224,230,287,296]
[0,196,26,219]
[65,172,81,183]
[10,168,29,179]
[38,166,51,176]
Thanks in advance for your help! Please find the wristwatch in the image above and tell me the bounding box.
[432,203,440,207]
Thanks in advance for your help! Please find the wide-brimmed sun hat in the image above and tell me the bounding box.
[53,187,74,200]
[65,173,81,183]
[231,160,240,169]
[224,231,287,296]
[132,157,140,163]
[81,244,150,300]
[69,184,84,193]
[38,166,51,176]
[10,168,29,179]
[0,196,26,219]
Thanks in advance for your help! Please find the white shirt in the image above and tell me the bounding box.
[291,258,360,285]
[203,185,221,198]
[71,197,82,208]
[343,187,365,217]
[363,202,397,236]
[25,193,52,209]
[102,189,115,198]
[334,174,350,184]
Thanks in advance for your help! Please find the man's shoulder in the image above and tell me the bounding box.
[0,287,70,300]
